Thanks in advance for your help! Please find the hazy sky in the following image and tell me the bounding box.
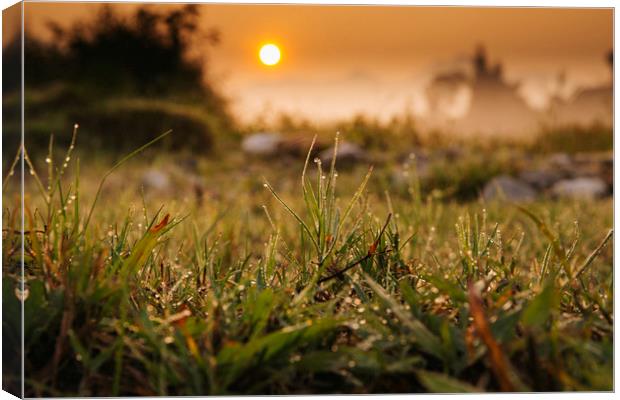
[21,3,614,123]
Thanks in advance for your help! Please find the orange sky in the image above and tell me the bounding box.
[20,3,615,123]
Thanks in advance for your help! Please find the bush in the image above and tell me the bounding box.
[2,4,233,156]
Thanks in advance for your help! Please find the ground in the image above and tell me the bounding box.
[1,129,613,395]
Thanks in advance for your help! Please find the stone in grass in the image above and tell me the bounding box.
[241,132,282,156]
[141,169,171,193]
[482,175,537,202]
[546,153,573,169]
[550,177,608,200]
[319,142,368,168]
[278,133,325,157]
[518,169,566,190]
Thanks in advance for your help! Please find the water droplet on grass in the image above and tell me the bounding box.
[15,287,29,301]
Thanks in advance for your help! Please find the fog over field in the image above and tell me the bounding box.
[13,4,613,130]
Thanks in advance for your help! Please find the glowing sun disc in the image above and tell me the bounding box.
[259,44,281,66]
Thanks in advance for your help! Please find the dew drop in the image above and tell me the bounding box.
[15,287,29,301]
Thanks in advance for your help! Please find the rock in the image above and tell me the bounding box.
[543,153,577,178]
[139,167,206,205]
[319,142,368,167]
[572,151,613,185]
[547,153,573,169]
[277,133,321,157]
[141,169,171,193]
[241,132,282,156]
[518,169,565,190]
[551,177,608,200]
[482,176,537,202]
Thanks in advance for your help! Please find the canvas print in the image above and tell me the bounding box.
[2,2,614,396]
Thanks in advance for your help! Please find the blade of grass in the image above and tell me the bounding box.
[573,229,613,280]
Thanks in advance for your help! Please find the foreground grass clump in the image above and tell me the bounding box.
[2,132,613,396]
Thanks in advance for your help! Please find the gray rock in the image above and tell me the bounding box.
[572,152,613,185]
[141,169,171,193]
[547,153,573,169]
[278,133,324,157]
[544,153,577,178]
[551,177,608,199]
[241,132,282,156]
[482,176,537,202]
[518,169,565,190]
[319,142,368,167]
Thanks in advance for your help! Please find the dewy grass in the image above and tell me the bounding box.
[1,129,613,395]
[263,133,378,296]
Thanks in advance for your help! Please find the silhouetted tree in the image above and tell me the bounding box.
[2,5,232,154]
[40,5,221,101]
[4,5,223,103]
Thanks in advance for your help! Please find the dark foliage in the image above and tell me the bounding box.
[2,5,232,155]
[15,5,220,100]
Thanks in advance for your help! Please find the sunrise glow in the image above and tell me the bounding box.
[259,43,281,66]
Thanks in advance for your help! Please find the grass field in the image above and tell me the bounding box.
[2,129,613,395]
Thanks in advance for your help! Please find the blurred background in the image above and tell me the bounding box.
[2,3,613,203]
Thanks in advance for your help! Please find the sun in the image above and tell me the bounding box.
[259,43,281,66]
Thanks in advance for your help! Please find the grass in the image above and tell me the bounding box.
[529,123,613,155]
[2,128,613,395]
